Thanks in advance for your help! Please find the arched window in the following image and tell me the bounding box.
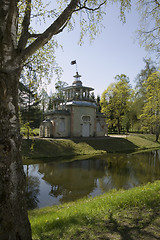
[96,122,101,132]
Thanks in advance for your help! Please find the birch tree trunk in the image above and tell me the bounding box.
[0,1,32,238]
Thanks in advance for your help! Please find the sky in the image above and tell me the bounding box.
[46,2,156,97]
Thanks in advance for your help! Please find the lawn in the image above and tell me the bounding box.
[29,180,160,240]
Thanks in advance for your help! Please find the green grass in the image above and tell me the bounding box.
[29,180,160,240]
[127,134,160,150]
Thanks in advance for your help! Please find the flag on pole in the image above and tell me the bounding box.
[71,60,76,65]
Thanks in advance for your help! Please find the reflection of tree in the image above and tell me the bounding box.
[25,166,40,210]
[130,150,160,184]
[99,150,160,192]
[38,159,107,203]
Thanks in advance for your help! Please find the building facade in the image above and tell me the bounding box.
[40,72,107,138]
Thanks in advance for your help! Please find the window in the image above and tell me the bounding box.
[82,115,90,122]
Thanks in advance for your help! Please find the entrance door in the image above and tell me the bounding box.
[82,122,90,137]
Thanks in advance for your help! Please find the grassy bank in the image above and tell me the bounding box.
[29,180,160,240]
[21,138,105,160]
[22,134,160,159]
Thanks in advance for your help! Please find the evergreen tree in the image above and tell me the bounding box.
[19,64,43,131]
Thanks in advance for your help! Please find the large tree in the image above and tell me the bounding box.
[100,74,133,133]
[0,0,131,239]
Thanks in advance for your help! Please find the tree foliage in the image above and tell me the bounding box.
[140,71,160,141]
[137,0,160,56]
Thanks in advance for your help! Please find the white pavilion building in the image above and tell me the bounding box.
[40,72,107,138]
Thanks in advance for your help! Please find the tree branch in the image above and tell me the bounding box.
[0,0,18,58]
[54,16,72,35]
[28,33,42,38]
[154,0,160,7]
[140,26,160,34]
[75,0,107,12]
[145,5,160,15]
[22,0,79,62]
[18,0,31,51]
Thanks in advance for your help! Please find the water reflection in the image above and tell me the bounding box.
[25,165,40,209]
[24,150,160,209]
[38,159,107,203]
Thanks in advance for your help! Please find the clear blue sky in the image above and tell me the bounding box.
[46,3,156,97]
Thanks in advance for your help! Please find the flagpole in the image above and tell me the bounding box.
[76,62,78,73]
[71,60,78,73]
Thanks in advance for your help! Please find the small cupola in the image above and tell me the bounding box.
[72,72,82,87]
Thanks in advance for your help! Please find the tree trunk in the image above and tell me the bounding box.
[0,70,32,239]
[155,124,160,142]
[117,119,121,134]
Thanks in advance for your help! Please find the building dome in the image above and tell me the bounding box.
[72,80,82,87]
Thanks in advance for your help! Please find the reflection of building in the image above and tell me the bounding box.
[38,159,107,203]
[40,72,107,138]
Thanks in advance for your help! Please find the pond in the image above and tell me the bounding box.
[24,150,160,209]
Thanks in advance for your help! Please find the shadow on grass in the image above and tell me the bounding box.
[73,136,138,153]
[32,206,160,240]
[101,207,160,240]
[22,138,80,159]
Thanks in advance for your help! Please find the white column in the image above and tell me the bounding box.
[80,89,82,99]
